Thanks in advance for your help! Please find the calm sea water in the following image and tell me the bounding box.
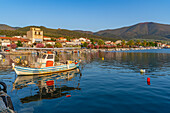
[0,49,170,113]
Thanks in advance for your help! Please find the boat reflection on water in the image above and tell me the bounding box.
[13,68,82,103]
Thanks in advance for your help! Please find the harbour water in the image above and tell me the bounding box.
[0,49,170,113]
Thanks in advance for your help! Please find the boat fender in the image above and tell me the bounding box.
[0,82,7,93]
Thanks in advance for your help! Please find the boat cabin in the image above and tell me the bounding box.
[37,52,55,68]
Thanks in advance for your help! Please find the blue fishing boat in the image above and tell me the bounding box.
[12,51,80,76]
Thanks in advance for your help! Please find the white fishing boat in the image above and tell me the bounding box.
[12,51,80,76]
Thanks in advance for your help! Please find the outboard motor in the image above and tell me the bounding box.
[0,82,15,113]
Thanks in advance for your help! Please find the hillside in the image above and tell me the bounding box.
[0,24,16,30]
[1,22,170,41]
[94,22,170,40]
[0,25,116,41]
[17,26,116,41]
[73,30,93,35]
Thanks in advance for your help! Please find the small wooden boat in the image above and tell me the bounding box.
[12,52,80,76]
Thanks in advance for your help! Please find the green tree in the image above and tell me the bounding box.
[51,38,56,41]
[127,40,134,47]
[148,41,155,46]
[142,40,147,47]
[121,40,126,47]
[17,41,23,47]
[154,42,158,47]
[98,39,105,45]
[55,42,62,48]
[90,38,95,45]
[135,40,141,46]
[82,42,88,47]
[46,44,53,48]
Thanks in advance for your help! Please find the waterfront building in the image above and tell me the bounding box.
[79,37,90,42]
[44,40,56,46]
[56,37,67,41]
[10,38,30,47]
[0,37,11,47]
[27,27,43,43]
[71,38,79,42]
[0,35,6,37]
[66,41,81,46]
[43,36,52,41]
[105,41,112,45]
[115,40,122,45]
[0,37,31,48]
[12,36,23,38]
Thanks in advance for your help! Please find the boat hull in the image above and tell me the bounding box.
[14,63,80,76]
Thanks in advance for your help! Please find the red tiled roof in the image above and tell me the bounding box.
[0,37,11,39]
[11,38,29,42]
[0,37,29,42]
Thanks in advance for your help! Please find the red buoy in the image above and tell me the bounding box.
[147,77,151,85]
[147,78,150,82]
[66,95,71,97]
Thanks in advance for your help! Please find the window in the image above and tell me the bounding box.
[39,32,41,35]
[35,32,37,35]
[47,55,53,59]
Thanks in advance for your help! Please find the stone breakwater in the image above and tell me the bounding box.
[0,47,163,55]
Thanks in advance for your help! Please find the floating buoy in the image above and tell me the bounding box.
[66,95,71,97]
[147,77,150,82]
[3,59,5,62]
[102,57,104,60]
[147,77,151,85]
[140,69,145,73]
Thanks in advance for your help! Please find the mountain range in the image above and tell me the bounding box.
[0,22,170,41]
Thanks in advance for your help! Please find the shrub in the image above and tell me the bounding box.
[11,43,17,49]
[36,43,44,48]
[55,42,62,48]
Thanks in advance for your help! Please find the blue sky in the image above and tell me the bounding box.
[0,0,170,31]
